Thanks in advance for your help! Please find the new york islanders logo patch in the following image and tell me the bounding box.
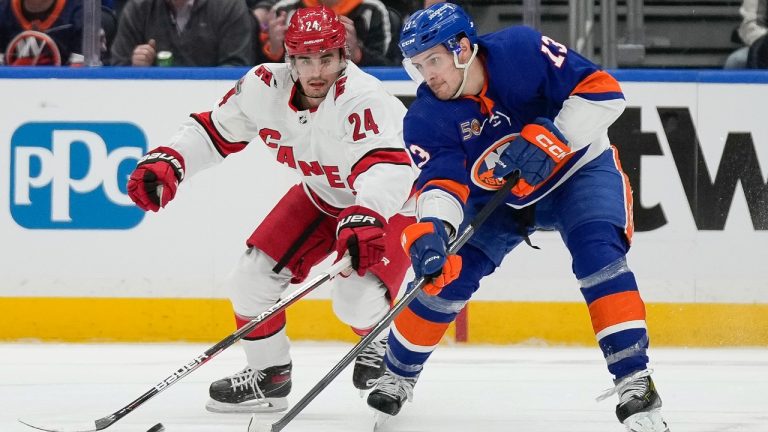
[4,30,62,66]
[470,133,519,190]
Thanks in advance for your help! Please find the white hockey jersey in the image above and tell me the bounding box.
[167,62,416,220]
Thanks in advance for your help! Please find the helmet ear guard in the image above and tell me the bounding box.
[444,34,472,55]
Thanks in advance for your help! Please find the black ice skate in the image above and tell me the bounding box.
[206,363,291,413]
[353,335,388,393]
[599,369,670,432]
[367,370,416,428]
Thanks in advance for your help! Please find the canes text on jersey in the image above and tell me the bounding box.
[259,128,346,188]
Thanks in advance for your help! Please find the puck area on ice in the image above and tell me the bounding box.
[146,423,165,432]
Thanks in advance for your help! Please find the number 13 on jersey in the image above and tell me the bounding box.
[540,35,567,68]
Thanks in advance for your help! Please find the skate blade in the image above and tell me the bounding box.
[247,414,276,432]
[358,388,372,398]
[372,411,392,430]
[205,397,288,414]
[357,378,378,398]
[624,408,670,432]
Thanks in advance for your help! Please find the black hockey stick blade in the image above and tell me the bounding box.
[249,172,520,432]
[19,256,353,432]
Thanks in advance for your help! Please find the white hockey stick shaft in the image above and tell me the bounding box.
[19,256,353,432]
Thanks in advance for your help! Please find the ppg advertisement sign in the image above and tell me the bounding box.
[10,122,146,229]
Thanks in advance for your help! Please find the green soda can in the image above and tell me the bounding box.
[157,51,173,67]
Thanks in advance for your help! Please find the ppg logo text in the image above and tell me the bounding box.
[10,122,147,229]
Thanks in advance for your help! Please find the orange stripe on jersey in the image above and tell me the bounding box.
[570,70,622,96]
[464,93,495,116]
[420,179,470,203]
[462,59,495,115]
[394,307,450,347]
[611,146,635,243]
[588,291,646,335]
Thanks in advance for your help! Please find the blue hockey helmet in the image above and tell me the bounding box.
[399,2,477,59]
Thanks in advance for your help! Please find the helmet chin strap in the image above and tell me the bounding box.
[450,43,479,100]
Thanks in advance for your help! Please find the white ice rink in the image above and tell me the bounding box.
[2,342,767,432]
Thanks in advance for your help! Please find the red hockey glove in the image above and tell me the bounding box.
[400,217,462,296]
[336,205,387,276]
[127,146,185,212]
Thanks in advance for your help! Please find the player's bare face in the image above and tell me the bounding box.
[409,46,463,100]
[292,50,345,100]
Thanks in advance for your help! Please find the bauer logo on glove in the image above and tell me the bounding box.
[127,146,186,212]
[136,151,186,181]
[337,214,381,231]
[335,205,387,276]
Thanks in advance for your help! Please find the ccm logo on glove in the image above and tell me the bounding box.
[531,132,568,161]
[494,117,571,197]
[523,124,570,162]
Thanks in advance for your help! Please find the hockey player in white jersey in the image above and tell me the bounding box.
[126,6,417,413]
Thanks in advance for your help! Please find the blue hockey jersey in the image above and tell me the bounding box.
[404,25,626,232]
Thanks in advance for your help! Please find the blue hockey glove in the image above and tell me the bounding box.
[494,117,571,196]
[400,217,462,295]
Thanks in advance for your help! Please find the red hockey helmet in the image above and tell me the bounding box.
[284,6,347,56]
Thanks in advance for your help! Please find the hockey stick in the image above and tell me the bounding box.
[250,171,521,432]
[18,256,353,432]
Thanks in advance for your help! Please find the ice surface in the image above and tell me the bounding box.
[2,342,767,432]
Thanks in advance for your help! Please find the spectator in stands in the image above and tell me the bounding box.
[110,0,254,66]
[248,0,272,30]
[0,0,87,66]
[726,0,767,68]
[380,1,467,23]
[742,0,768,68]
[258,0,402,66]
[383,0,418,19]
[112,0,128,16]
[243,1,272,64]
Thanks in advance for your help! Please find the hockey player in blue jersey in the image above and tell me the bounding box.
[366,3,670,432]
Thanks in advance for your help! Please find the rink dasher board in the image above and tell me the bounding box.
[0,68,766,346]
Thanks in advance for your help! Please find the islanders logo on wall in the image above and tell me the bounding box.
[4,30,62,66]
[470,133,519,191]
